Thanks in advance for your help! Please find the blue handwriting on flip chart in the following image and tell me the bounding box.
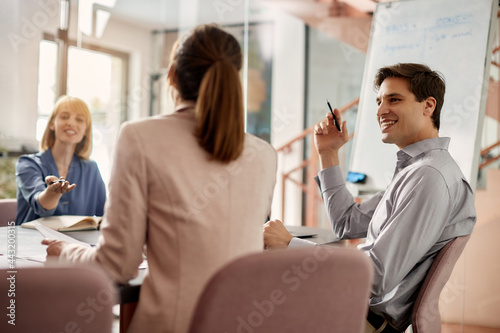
[435,14,473,26]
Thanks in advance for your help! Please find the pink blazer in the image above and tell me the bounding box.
[59,110,277,333]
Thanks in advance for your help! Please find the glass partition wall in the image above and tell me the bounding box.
[147,1,277,146]
[304,26,365,229]
[0,0,369,227]
[0,0,273,188]
[1,0,298,224]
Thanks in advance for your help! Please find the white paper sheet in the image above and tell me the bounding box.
[34,222,92,248]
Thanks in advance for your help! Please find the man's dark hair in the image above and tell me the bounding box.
[374,63,445,130]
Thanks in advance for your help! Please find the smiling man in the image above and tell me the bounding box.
[264,63,476,332]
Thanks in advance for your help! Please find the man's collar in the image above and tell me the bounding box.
[399,137,450,158]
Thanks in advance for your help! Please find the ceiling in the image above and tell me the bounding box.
[88,0,394,51]
[90,0,392,29]
[96,0,273,30]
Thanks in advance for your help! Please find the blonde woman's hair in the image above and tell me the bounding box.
[170,24,244,163]
[40,96,93,160]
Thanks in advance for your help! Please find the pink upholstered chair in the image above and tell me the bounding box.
[189,246,373,333]
[0,265,116,332]
[411,235,471,333]
[0,198,17,226]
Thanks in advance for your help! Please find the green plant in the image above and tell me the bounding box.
[0,157,18,199]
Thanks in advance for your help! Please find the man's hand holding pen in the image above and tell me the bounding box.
[314,104,349,170]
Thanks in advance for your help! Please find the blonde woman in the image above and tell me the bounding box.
[16,96,106,224]
[43,25,277,333]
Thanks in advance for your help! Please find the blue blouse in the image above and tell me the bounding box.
[15,149,106,224]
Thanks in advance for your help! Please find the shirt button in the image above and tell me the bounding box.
[398,167,402,171]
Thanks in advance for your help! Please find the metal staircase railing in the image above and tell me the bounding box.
[480,11,500,170]
[480,140,500,170]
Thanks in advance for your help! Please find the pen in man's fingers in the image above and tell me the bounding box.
[326,99,341,132]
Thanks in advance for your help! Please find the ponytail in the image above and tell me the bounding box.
[196,59,244,162]
[171,24,245,163]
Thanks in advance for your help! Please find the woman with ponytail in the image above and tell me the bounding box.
[43,24,277,333]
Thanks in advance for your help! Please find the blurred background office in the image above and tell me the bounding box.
[0,1,499,331]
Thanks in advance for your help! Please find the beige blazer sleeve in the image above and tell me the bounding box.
[60,122,147,284]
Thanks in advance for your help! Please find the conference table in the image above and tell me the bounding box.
[0,225,338,332]
[0,224,338,267]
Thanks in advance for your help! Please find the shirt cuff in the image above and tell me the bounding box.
[288,237,318,248]
[316,165,345,192]
[33,192,57,217]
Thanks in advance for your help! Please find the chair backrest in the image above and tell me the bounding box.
[0,265,116,332]
[0,198,17,226]
[189,246,373,333]
[411,235,471,333]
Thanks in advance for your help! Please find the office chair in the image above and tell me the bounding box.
[189,246,373,333]
[0,265,117,332]
[0,198,16,226]
[411,235,471,333]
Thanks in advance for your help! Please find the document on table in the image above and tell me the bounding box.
[15,222,93,263]
[34,222,91,248]
[31,222,149,269]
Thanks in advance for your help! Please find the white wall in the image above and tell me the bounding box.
[0,0,52,150]
[0,0,152,152]
[269,10,306,226]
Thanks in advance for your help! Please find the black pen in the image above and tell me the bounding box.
[326,99,341,132]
